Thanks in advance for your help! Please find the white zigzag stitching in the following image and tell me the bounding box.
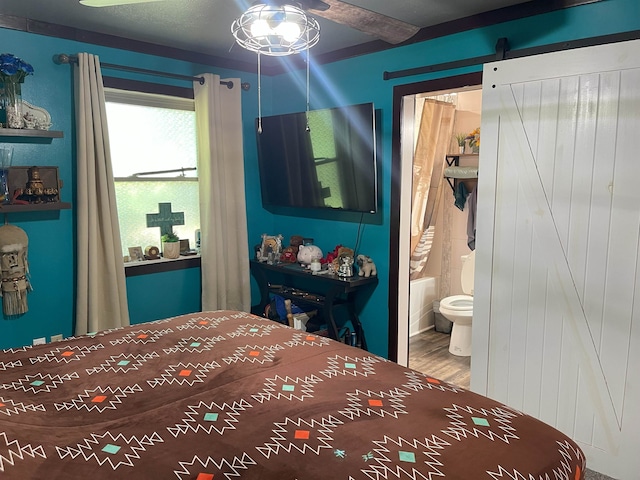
[53,385,143,413]
[441,403,520,444]
[167,399,253,438]
[363,434,451,480]
[147,362,220,388]
[339,388,410,420]
[0,432,46,473]
[29,343,104,364]
[0,372,79,394]
[174,452,257,479]
[255,416,338,459]
[319,354,381,378]
[252,374,323,404]
[55,430,163,470]
[0,397,46,416]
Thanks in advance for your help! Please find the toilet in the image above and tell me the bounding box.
[439,250,475,357]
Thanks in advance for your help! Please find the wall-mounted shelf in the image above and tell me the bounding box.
[444,154,479,192]
[0,128,63,139]
[0,130,69,213]
[0,202,71,213]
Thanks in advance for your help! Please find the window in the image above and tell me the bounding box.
[105,88,200,257]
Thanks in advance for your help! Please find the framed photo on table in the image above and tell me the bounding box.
[258,234,283,262]
[128,246,144,262]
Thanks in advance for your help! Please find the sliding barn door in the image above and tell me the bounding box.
[473,39,640,478]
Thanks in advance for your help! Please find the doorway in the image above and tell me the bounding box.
[405,88,481,389]
[387,72,482,376]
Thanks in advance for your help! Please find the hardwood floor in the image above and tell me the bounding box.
[408,329,470,389]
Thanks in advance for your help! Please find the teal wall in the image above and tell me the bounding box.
[0,29,257,349]
[247,0,639,357]
[0,0,637,355]
[127,266,202,325]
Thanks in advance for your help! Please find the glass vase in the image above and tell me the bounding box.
[0,80,23,129]
[0,147,13,204]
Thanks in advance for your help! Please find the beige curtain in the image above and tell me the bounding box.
[194,74,250,312]
[74,53,130,335]
[409,99,455,278]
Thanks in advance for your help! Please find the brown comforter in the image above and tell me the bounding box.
[0,310,585,478]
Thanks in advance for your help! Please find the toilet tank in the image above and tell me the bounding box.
[461,250,476,295]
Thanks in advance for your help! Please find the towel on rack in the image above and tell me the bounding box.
[467,185,478,250]
[454,181,468,211]
[444,166,478,178]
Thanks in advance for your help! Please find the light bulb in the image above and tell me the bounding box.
[250,18,270,38]
[276,21,301,42]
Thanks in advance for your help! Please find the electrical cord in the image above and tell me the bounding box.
[353,212,364,256]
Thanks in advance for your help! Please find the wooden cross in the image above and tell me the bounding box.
[146,202,185,236]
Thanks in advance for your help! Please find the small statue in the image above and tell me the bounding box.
[0,224,31,315]
[13,166,59,204]
[356,254,377,277]
[23,112,37,129]
[337,255,354,278]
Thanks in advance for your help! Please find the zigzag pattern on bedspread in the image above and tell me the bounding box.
[0,310,585,479]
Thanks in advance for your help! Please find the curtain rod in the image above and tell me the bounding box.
[53,53,250,91]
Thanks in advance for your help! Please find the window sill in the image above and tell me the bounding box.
[124,255,201,277]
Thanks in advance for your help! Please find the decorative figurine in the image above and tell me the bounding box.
[289,235,304,255]
[297,244,323,266]
[13,166,59,204]
[144,245,160,260]
[356,254,377,277]
[280,246,298,263]
[0,224,31,315]
[337,254,354,278]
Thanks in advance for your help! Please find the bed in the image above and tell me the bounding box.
[0,310,585,479]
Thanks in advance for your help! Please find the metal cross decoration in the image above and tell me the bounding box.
[146,202,185,236]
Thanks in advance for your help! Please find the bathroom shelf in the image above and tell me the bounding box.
[444,154,479,192]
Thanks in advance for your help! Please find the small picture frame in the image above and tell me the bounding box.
[259,233,283,263]
[128,246,144,262]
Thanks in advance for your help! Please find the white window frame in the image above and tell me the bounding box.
[104,86,200,266]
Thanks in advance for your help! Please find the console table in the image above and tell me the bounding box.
[250,260,378,350]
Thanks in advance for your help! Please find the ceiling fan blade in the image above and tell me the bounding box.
[307,0,420,45]
[79,0,165,7]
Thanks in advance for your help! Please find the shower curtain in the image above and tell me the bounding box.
[409,99,455,279]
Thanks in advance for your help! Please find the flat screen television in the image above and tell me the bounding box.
[256,102,378,214]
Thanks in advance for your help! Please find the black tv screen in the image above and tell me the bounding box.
[256,102,378,214]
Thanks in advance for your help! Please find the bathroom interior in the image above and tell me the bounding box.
[407,88,482,390]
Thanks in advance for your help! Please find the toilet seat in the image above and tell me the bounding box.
[439,294,473,311]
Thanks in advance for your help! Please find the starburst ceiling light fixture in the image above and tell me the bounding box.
[232,2,320,133]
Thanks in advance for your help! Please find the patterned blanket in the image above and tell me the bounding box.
[0,310,585,478]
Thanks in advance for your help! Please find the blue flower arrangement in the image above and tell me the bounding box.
[0,53,34,83]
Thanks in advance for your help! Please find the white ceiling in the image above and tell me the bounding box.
[0,0,535,68]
